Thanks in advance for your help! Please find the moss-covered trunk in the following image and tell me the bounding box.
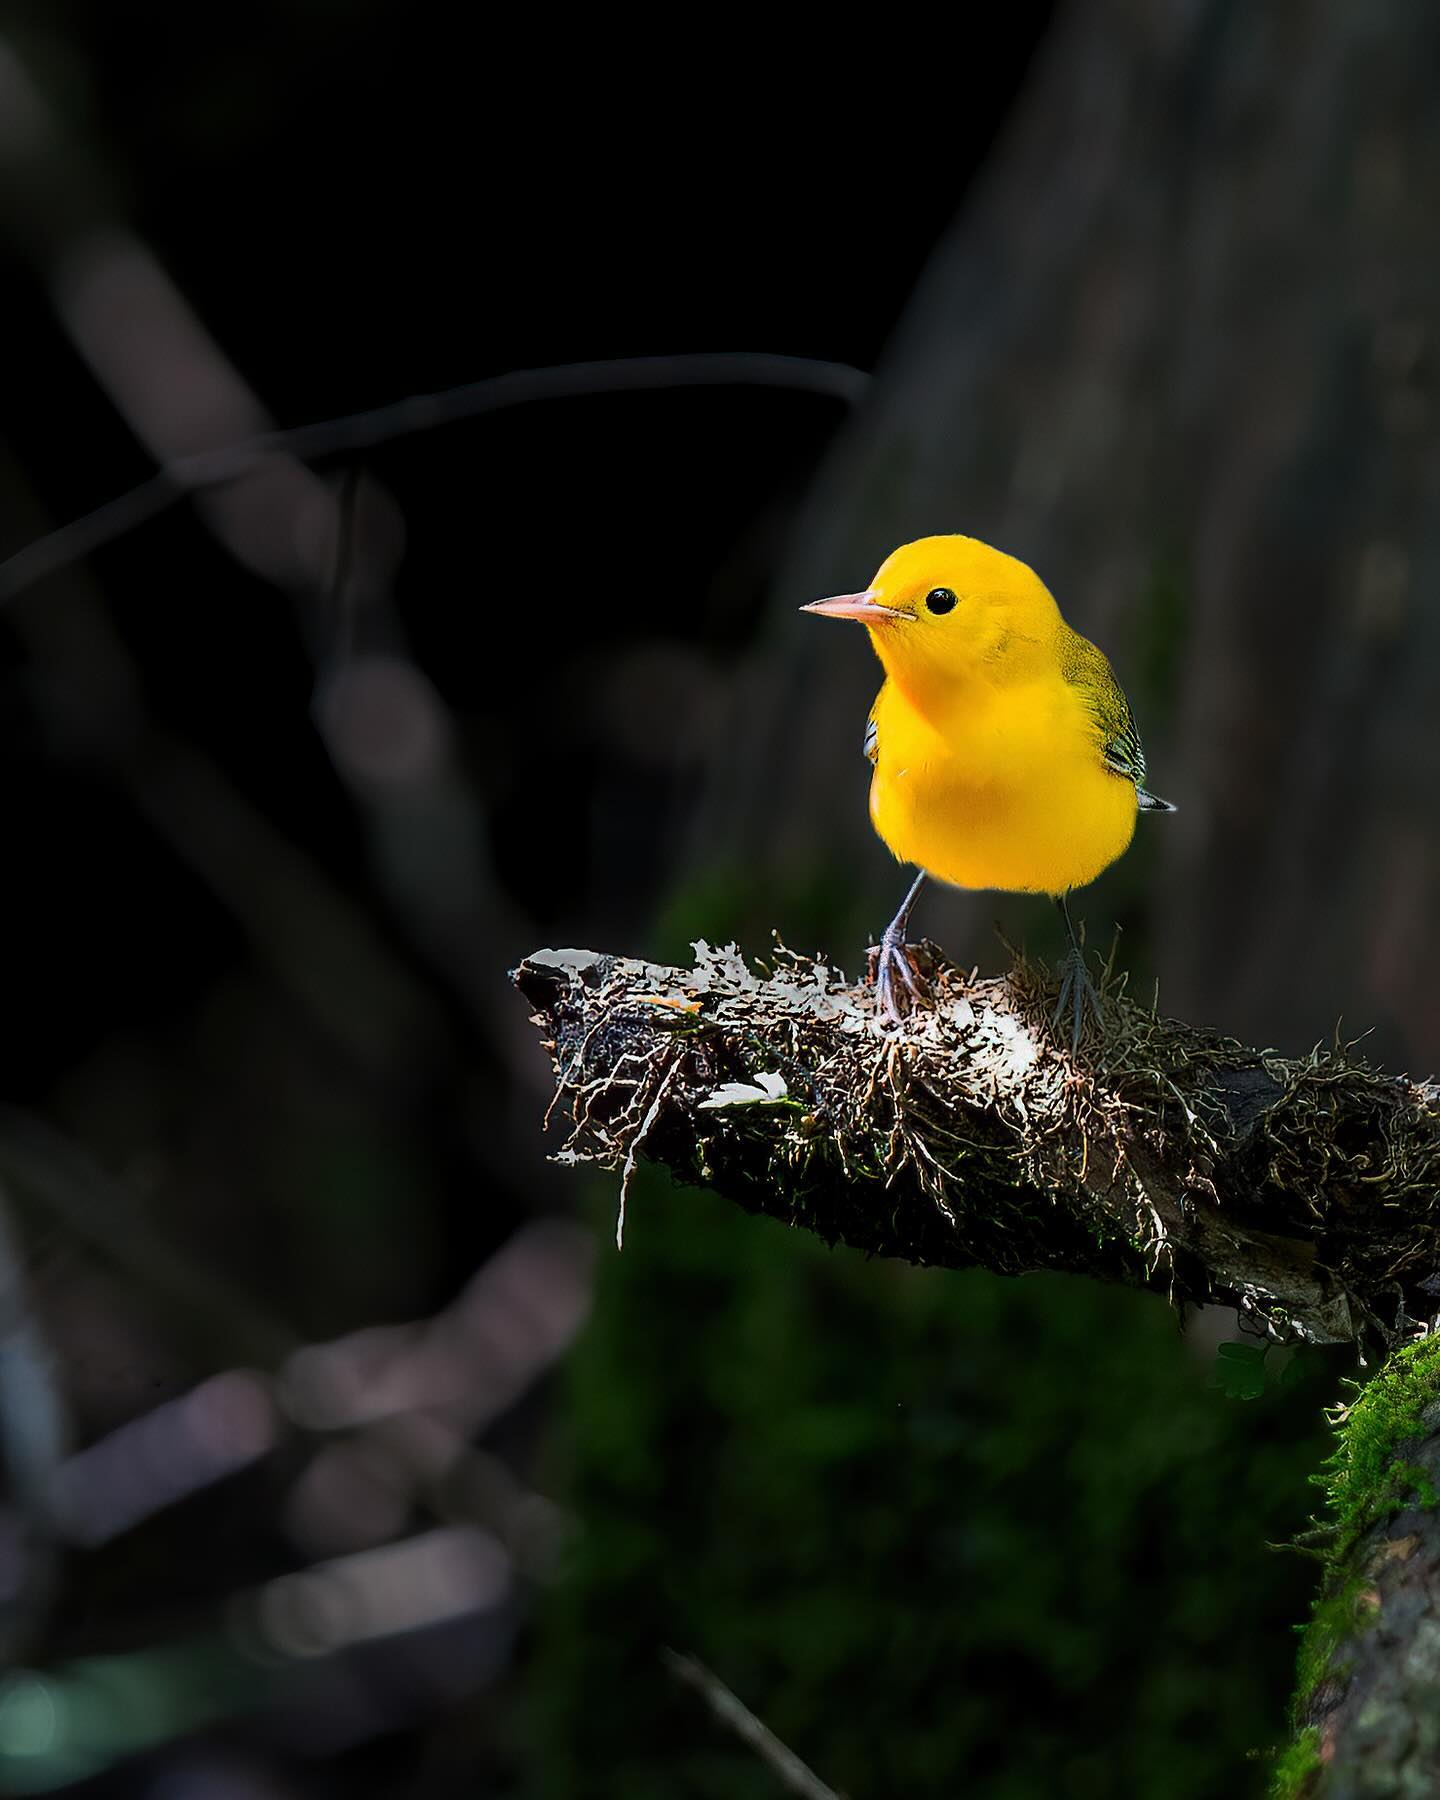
[1275,1338,1440,1797]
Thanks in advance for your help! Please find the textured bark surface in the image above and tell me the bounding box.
[514,943,1440,1348]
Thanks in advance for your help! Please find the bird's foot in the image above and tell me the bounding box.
[869,930,928,1027]
[1054,942,1104,1053]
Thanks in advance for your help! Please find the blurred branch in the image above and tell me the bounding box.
[0,1527,516,1791]
[662,1649,845,1800]
[0,1112,301,1369]
[0,36,537,1052]
[514,943,1440,1348]
[18,1207,589,1572]
[0,352,868,604]
[0,36,871,1066]
[0,453,472,1095]
[127,728,448,1086]
[0,1182,66,1663]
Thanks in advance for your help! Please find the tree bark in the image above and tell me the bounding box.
[513,943,1440,1349]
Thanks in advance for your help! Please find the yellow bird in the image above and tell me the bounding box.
[801,535,1174,1040]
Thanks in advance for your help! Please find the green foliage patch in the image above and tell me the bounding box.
[531,1171,1333,1799]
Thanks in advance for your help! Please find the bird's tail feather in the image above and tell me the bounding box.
[1136,788,1176,813]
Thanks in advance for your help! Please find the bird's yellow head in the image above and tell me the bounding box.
[801,535,1062,693]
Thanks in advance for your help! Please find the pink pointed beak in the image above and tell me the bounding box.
[800,589,911,624]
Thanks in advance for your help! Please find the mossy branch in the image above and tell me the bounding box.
[514,941,1440,1348]
[517,941,1440,1786]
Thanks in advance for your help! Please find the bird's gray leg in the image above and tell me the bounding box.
[1053,893,1103,1051]
[872,870,929,1025]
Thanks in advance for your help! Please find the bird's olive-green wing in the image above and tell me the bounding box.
[1057,628,1148,787]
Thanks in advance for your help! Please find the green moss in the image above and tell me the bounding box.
[1283,1334,1440,1732]
[1267,1725,1322,1800]
[1391,1460,1439,1511]
[1313,1334,1440,1567]
[1292,1573,1371,1710]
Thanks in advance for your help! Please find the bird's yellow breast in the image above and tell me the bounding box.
[867,669,1137,896]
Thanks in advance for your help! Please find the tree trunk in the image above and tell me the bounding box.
[693,0,1440,1070]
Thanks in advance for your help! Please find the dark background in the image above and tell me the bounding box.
[1,2,1426,1795]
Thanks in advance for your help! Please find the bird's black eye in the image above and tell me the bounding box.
[924,587,958,615]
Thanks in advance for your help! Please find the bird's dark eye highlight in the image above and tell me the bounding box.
[924,588,958,615]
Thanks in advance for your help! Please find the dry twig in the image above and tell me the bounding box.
[662,1648,845,1800]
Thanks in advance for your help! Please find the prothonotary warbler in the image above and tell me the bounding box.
[801,535,1174,1043]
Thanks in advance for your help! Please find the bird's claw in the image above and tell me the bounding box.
[1054,944,1104,1053]
[871,931,928,1027]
